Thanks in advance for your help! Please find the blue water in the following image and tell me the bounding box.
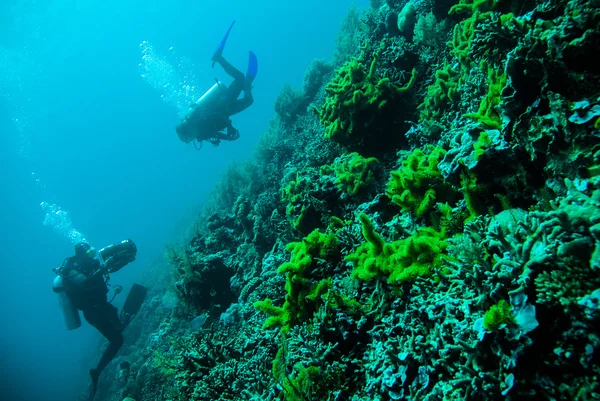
[0,0,367,400]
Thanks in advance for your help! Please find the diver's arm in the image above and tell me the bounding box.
[225,120,240,140]
[194,115,234,142]
[206,121,238,142]
[213,132,233,141]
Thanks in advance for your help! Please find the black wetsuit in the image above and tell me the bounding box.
[61,256,124,378]
[178,55,253,145]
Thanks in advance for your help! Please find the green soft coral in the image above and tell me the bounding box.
[386,146,457,219]
[465,64,507,130]
[483,300,514,331]
[460,170,486,219]
[254,229,336,333]
[346,213,449,285]
[281,169,319,232]
[418,62,460,121]
[318,52,416,144]
[282,171,309,216]
[321,152,380,196]
[473,131,493,160]
[449,0,498,71]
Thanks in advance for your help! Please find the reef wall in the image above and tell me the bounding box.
[94,0,600,400]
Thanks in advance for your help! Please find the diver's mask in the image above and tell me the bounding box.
[85,247,97,259]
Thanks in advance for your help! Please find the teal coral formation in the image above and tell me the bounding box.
[89,0,600,400]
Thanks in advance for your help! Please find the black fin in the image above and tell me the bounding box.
[122,283,148,316]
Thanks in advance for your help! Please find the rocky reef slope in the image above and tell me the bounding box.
[93,0,600,400]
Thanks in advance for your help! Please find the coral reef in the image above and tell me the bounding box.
[88,0,600,400]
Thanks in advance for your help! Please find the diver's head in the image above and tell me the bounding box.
[74,242,96,259]
[176,122,194,143]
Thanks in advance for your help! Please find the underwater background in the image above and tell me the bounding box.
[0,1,367,400]
[3,0,600,400]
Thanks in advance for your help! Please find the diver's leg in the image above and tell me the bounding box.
[85,304,125,374]
[215,56,245,103]
[228,84,254,115]
[88,330,123,399]
[228,96,253,116]
[214,56,244,81]
[95,331,124,373]
[84,305,124,399]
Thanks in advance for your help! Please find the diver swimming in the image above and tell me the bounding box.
[176,20,258,147]
[52,239,148,400]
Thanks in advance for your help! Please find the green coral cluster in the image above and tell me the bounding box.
[386,146,456,219]
[464,63,507,130]
[473,131,493,160]
[482,300,514,331]
[318,52,417,144]
[419,0,516,130]
[254,229,337,333]
[281,170,319,232]
[460,170,486,219]
[346,213,449,285]
[449,0,498,71]
[321,152,380,196]
[418,63,460,121]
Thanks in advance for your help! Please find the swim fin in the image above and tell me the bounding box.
[122,283,147,319]
[88,369,99,401]
[212,20,236,67]
[246,51,258,82]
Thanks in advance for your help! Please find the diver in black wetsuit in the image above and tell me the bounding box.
[175,20,258,147]
[57,242,128,397]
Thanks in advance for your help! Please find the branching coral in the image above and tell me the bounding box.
[275,83,306,125]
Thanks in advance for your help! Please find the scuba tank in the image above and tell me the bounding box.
[98,239,137,273]
[184,80,227,118]
[52,275,82,331]
[197,80,227,105]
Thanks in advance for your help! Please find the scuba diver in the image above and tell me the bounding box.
[53,240,147,400]
[175,20,258,148]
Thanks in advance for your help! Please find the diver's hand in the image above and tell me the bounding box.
[226,124,239,140]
